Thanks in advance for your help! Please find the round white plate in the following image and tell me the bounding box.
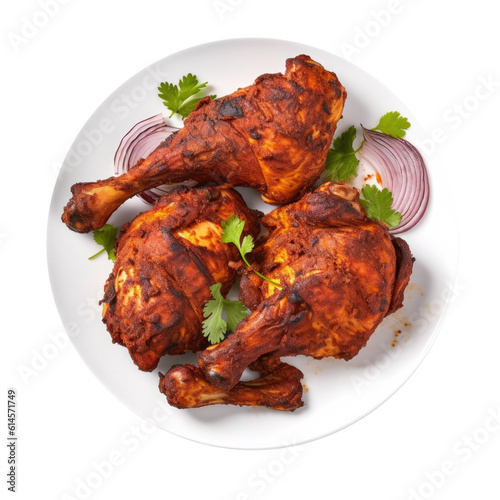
[47,38,459,449]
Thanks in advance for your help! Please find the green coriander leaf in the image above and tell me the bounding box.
[202,284,227,344]
[240,234,255,257]
[221,215,281,288]
[224,299,250,333]
[89,224,118,261]
[324,126,360,181]
[157,82,180,114]
[372,111,411,139]
[221,214,246,251]
[176,98,204,118]
[202,283,249,344]
[158,73,214,119]
[360,185,402,228]
[178,73,207,101]
[177,95,217,118]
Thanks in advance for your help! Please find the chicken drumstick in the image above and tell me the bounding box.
[159,354,304,411]
[62,55,346,233]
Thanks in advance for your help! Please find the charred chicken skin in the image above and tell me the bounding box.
[196,182,414,392]
[100,185,261,372]
[62,55,346,233]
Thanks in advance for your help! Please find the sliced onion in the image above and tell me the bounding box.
[114,114,184,204]
[358,127,430,234]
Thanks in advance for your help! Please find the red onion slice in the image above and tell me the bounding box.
[114,114,185,204]
[359,127,430,234]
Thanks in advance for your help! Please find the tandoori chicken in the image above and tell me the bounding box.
[159,354,304,411]
[195,182,414,393]
[100,185,261,372]
[62,55,347,233]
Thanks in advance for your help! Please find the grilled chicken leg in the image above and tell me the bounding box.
[100,185,261,371]
[159,354,304,411]
[62,55,346,233]
[197,182,414,391]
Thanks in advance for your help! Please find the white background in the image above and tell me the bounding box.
[2,1,499,499]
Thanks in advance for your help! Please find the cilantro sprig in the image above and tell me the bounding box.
[158,73,216,119]
[323,111,410,229]
[202,283,249,344]
[324,125,361,181]
[221,215,281,288]
[324,111,411,183]
[372,111,411,139]
[360,185,402,228]
[88,224,118,261]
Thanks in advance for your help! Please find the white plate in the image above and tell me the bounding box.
[47,38,459,449]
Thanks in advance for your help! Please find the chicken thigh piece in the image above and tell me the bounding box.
[62,54,347,233]
[197,182,414,391]
[100,185,261,372]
